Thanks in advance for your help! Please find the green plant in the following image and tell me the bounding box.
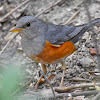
[0,64,22,100]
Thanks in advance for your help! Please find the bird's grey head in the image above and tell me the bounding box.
[10,16,44,39]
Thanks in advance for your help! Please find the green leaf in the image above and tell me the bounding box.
[0,64,22,100]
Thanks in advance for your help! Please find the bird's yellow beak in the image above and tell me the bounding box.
[9,27,23,32]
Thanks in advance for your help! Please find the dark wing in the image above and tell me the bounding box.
[45,18,100,45]
[45,24,85,44]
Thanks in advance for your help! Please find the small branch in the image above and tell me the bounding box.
[0,0,30,22]
[92,92,100,100]
[24,89,100,99]
[64,10,80,25]
[11,79,32,96]
[55,83,100,93]
[41,71,56,100]
[35,0,63,17]
[73,0,88,10]
[67,77,91,82]
[0,32,18,56]
[70,90,100,97]
[73,1,84,10]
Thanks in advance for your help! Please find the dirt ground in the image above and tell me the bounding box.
[0,0,100,100]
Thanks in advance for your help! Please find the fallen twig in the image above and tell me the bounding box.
[0,32,18,56]
[67,77,91,82]
[92,91,100,100]
[64,10,80,25]
[35,0,63,17]
[11,79,32,96]
[73,1,84,10]
[41,71,56,100]
[0,0,30,22]
[73,0,88,10]
[55,83,100,93]
[21,89,100,99]
[70,90,100,97]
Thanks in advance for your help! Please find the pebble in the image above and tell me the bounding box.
[79,57,94,67]
[74,65,81,73]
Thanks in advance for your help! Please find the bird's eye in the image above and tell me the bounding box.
[14,24,16,26]
[26,22,30,27]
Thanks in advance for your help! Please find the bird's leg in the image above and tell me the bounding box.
[60,61,66,87]
[35,63,46,88]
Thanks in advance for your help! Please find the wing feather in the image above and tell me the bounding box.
[45,24,85,45]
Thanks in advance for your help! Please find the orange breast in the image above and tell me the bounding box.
[30,40,75,63]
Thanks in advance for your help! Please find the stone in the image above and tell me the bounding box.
[79,57,94,67]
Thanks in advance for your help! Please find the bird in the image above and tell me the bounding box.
[10,16,100,88]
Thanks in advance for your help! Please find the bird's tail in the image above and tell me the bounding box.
[71,18,100,43]
[86,18,100,28]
